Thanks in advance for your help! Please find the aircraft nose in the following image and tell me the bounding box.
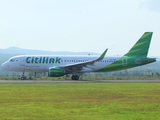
[1,62,8,70]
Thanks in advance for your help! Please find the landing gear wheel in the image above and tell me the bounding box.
[21,77,26,80]
[21,71,26,80]
[71,75,79,80]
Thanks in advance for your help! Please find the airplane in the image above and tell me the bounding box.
[1,32,156,80]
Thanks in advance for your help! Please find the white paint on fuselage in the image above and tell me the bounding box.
[1,55,121,73]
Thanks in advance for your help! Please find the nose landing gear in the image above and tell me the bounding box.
[21,76,26,80]
[21,71,26,80]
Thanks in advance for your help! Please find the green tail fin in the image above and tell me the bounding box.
[124,32,153,57]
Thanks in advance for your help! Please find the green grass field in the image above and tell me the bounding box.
[0,83,160,120]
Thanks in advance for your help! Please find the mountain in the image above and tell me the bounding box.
[0,47,99,55]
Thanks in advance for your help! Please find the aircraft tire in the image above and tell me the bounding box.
[21,77,26,80]
[71,75,79,80]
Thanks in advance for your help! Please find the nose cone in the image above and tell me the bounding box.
[1,62,8,70]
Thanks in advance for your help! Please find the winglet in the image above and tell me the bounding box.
[96,49,108,61]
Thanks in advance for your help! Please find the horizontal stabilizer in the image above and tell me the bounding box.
[135,58,156,64]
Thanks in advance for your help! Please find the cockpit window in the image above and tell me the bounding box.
[9,59,14,62]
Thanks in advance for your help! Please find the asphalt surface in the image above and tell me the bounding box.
[0,80,160,83]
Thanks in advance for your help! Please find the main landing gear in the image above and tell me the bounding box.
[71,75,79,80]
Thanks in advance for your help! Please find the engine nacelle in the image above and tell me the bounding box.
[48,67,65,77]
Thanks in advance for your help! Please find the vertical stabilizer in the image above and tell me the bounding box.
[124,32,153,57]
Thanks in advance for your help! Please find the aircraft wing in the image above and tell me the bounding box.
[58,49,108,73]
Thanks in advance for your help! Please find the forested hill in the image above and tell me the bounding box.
[0,47,98,55]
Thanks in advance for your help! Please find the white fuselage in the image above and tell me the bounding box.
[1,55,121,73]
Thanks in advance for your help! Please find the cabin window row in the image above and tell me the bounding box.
[61,60,117,63]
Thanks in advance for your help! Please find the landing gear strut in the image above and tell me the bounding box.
[34,72,37,79]
[21,71,26,80]
[71,75,79,80]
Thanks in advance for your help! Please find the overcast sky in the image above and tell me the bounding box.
[0,0,159,56]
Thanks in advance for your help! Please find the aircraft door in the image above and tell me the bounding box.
[122,57,127,66]
[20,57,25,66]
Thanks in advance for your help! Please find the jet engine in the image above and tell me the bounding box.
[48,67,65,77]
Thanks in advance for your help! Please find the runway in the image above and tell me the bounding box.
[0,80,160,83]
